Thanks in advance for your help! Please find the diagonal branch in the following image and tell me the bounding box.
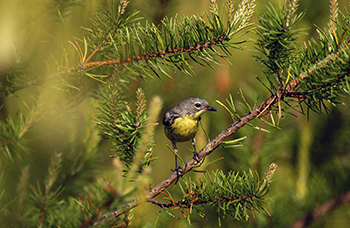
[91,41,350,225]
[91,92,279,226]
[147,94,278,199]
[286,40,350,93]
[291,190,350,228]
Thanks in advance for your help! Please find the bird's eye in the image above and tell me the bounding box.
[194,103,201,108]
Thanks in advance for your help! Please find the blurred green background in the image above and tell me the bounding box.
[1,0,350,227]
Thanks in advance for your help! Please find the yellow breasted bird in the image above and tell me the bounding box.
[163,97,217,173]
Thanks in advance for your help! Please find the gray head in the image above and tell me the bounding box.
[176,97,217,118]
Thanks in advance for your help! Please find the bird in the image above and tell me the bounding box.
[163,97,217,175]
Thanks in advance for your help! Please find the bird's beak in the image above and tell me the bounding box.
[206,106,217,112]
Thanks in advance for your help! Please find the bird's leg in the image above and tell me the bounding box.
[192,138,200,163]
[171,143,182,178]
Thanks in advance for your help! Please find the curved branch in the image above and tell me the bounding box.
[92,93,278,226]
[87,31,350,228]
[147,94,277,199]
[291,190,350,228]
[84,39,350,228]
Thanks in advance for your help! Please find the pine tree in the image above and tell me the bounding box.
[0,0,350,227]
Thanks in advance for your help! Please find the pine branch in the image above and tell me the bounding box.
[285,40,350,94]
[96,86,157,172]
[149,194,255,208]
[255,1,350,115]
[84,0,129,64]
[1,0,255,96]
[235,0,256,30]
[291,190,350,228]
[149,165,276,220]
[91,33,350,224]
[329,0,338,31]
[16,166,30,224]
[5,1,350,227]
[254,2,303,89]
[0,106,39,162]
[286,0,299,28]
[91,92,279,225]
[30,153,63,226]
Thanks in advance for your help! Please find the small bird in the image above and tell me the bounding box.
[163,97,217,174]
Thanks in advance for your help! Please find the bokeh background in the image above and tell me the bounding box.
[1,0,350,227]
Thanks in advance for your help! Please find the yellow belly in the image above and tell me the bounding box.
[165,116,199,143]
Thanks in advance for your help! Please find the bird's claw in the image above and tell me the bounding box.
[172,166,183,178]
[193,152,201,163]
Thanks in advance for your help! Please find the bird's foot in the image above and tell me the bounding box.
[172,166,183,179]
[193,151,201,163]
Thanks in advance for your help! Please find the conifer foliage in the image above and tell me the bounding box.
[1,0,350,227]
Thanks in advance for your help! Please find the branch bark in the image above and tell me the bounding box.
[86,38,350,227]
[91,93,279,226]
